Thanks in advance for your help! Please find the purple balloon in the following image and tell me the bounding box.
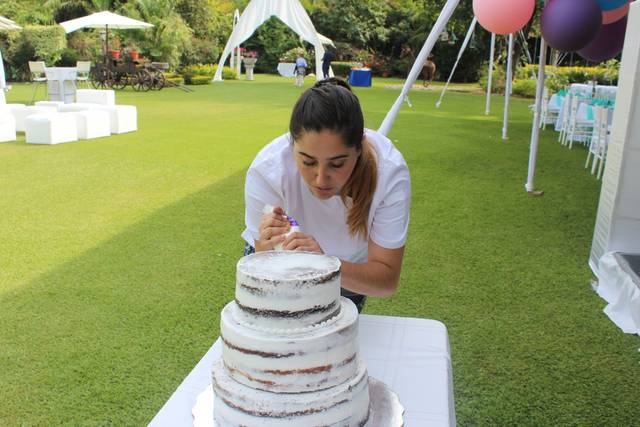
[578,16,628,62]
[541,0,602,51]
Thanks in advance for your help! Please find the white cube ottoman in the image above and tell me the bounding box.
[0,113,16,143]
[25,113,79,145]
[0,103,26,115]
[71,110,111,140]
[13,106,58,132]
[35,101,65,111]
[94,105,137,134]
[59,102,102,113]
[76,89,115,106]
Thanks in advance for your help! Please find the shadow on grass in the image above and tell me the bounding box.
[0,170,246,425]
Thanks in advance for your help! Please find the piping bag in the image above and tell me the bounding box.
[263,204,300,250]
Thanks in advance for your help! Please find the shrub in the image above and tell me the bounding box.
[279,47,308,62]
[478,62,506,94]
[331,61,355,78]
[511,79,537,98]
[181,64,236,84]
[163,72,184,85]
[190,75,211,85]
[5,25,66,81]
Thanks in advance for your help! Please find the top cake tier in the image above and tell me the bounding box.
[235,251,342,330]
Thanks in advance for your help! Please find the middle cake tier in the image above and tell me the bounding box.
[221,297,359,393]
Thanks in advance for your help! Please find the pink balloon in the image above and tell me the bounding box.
[602,2,630,24]
[473,0,536,35]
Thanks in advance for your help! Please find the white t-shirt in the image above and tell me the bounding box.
[242,129,411,263]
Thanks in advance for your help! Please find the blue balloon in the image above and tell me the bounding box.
[597,0,627,11]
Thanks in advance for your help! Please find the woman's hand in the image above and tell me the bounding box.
[255,206,290,251]
[283,232,323,253]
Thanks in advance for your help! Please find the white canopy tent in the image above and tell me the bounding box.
[214,0,326,81]
[0,15,21,96]
[59,11,154,33]
[59,11,153,59]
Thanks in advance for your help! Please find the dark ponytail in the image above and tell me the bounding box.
[289,78,377,238]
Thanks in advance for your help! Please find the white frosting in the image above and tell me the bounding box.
[221,298,359,393]
[212,359,370,427]
[235,251,341,329]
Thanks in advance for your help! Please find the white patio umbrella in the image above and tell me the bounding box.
[0,15,21,30]
[59,11,153,57]
[0,15,21,91]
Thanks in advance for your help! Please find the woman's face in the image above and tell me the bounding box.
[293,129,361,200]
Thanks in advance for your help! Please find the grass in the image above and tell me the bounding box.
[1,75,639,425]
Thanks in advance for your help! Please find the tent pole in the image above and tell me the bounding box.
[525,31,547,193]
[485,32,495,115]
[502,33,514,140]
[379,0,461,136]
[436,17,477,108]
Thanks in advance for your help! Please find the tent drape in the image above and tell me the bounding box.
[214,0,325,81]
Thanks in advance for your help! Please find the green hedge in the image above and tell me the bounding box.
[163,72,184,85]
[331,62,355,78]
[181,63,237,83]
[189,75,211,85]
[3,25,66,81]
[479,61,620,96]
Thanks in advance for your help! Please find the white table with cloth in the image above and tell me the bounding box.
[276,62,296,78]
[45,67,77,103]
[149,314,456,427]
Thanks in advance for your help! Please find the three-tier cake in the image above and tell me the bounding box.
[211,251,370,426]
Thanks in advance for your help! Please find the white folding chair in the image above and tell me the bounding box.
[594,107,610,179]
[585,105,603,172]
[558,94,572,144]
[565,96,593,149]
[28,61,47,104]
[76,61,91,88]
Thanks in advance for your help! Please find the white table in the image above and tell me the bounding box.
[45,67,77,103]
[149,315,456,427]
[277,62,296,78]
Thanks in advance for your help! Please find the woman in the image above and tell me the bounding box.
[242,78,411,311]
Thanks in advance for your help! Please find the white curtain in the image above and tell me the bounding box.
[214,0,325,81]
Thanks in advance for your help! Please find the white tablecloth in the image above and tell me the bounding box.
[277,62,296,78]
[45,67,77,103]
[149,315,456,427]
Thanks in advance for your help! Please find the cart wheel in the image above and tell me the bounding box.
[112,72,129,90]
[151,71,165,91]
[91,68,113,89]
[132,70,152,92]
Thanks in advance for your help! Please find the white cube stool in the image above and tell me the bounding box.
[0,113,16,143]
[25,113,79,145]
[71,110,111,140]
[13,106,58,132]
[95,105,137,134]
[0,103,26,115]
[76,89,115,106]
[59,102,102,113]
[35,101,64,111]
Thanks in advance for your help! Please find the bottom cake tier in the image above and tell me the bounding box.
[211,359,370,427]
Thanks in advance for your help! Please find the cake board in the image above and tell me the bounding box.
[192,376,404,427]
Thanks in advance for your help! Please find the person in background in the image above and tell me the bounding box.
[321,48,335,79]
[294,53,308,87]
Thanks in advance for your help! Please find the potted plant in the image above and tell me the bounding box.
[242,50,259,80]
[126,43,140,61]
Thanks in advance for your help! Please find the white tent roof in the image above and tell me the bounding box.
[59,11,153,33]
[214,0,326,81]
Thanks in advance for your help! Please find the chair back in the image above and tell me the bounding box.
[28,61,46,74]
[76,61,91,73]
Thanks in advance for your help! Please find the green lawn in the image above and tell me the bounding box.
[1,75,638,425]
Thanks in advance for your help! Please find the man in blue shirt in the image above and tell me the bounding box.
[294,54,307,87]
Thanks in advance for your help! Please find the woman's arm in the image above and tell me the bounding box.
[340,240,405,297]
[282,233,405,297]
